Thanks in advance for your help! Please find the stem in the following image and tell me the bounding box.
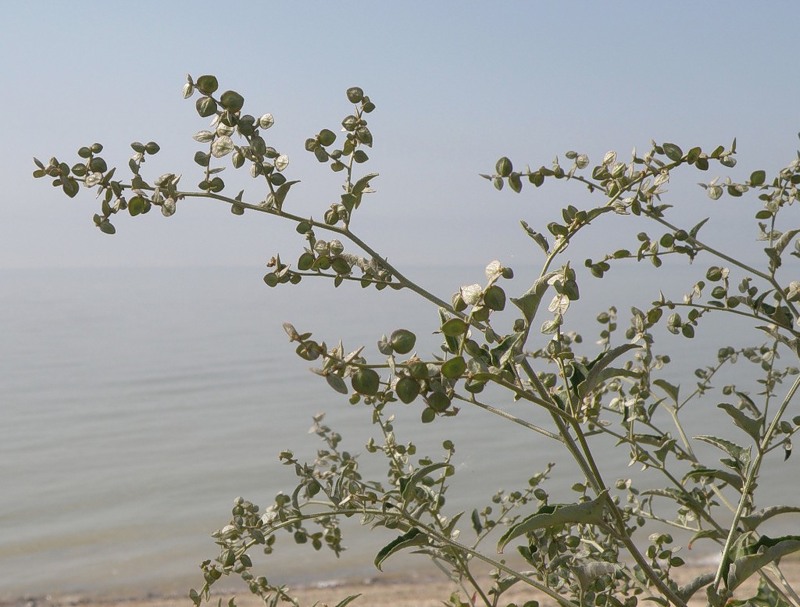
[713,373,800,590]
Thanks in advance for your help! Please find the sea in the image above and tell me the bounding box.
[1,264,798,599]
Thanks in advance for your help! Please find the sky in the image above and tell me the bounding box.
[3,1,800,270]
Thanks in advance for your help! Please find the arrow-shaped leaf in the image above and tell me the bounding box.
[727,536,800,590]
[374,528,427,570]
[717,403,762,443]
[401,463,453,501]
[740,506,800,530]
[578,344,640,397]
[511,271,558,324]
[497,491,607,553]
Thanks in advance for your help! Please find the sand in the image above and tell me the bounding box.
[4,561,800,607]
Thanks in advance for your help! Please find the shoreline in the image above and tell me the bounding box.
[5,561,799,607]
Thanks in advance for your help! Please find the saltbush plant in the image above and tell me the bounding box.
[36,75,800,607]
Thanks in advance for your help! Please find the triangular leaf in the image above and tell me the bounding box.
[497,491,607,553]
[775,228,800,256]
[740,506,800,530]
[401,463,453,501]
[683,466,743,492]
[653,379,680,403]
[511,271,558,323]
[520,220,550,254]
[374,528,427,570]
[727,536,800,590]
[578,344,640,397]
[717,403,762,443]
[695,435,750,467]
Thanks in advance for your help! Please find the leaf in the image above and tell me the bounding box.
[325,374,348,395]
[441,318,469,337]
[273,180,300,209]
[211,136,234,158]
[727,536,800,590]
[749,170,766,186]
[511,271,558,324]
[775,228,800,255]
[401,463,453,501]
[219,90,244,112]
[577,367,639,398]
[351,368,380,396]
[196,74,219,95]
[695,435,750,468]
[193,130,215,143]
[653,379,680,403]
[334,595,362,607]
[676,573,715,603]
[717,403,762,443]
[441,356,467,379]
[689,217,710,240]
[352,172,379,195]
[374,528,427,570]
[740,506,800,530]
[688,529,726,549]
[578,344,640,397]
[471,509,482,534]
[520,220,550,253]
[497,491,607,553]
[682,467,743,492]
[663,143,683,162]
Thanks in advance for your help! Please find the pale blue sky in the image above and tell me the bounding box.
[3,1,799,269]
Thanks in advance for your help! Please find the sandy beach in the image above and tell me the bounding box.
[5,561,799,607]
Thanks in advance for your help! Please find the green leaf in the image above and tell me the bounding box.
[441,356,467,379]
[520,220,550,253]
[441,318,468,337]
[220,90,244,112]
[272,180,300,209]
[196,97,217,118]
[98,220,116,235]
[749,170,766,186]
[717,403,762,443]
[333,595,363,607]
[740,506,800,530]
[662,143,683,162]
[351,368,380,396]
[727,536,800,590]
[775,228,800,255]
[695,435,750,468]
[426,391,451,412]
[471,509,482,534]
[325,374,348,395]
[374,528,427,571]
[352,172,379,195]
[653,379,680,403]
[479,286,504,312]
[196,75,219,95]
[577,344,640,398]
[128,196,146,216]
[390,329,416,354]
[496,157,513,177]
[497,491,607,553]
[346,87,364,104]
[395,377,420,404]
[401,463,453,501]
[511,271,558,324]
[682,466,743,492]
[61,177,79,198]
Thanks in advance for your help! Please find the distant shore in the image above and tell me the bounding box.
[5,561,799,607]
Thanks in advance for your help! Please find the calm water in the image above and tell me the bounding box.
[1,265,797,598]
